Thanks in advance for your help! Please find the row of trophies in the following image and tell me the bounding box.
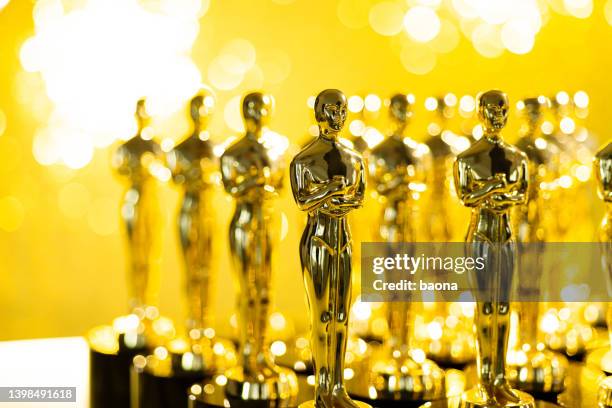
[87,87,611,408]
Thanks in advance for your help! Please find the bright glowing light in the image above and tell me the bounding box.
[501,19,535,54]
[444,93,457,106]
[560,117,576,134]
[269,312,287,331]
[425,97,438,111]
[364,94,382,112]
[270,341,287,356]
[556,91,570,105]
[348,96,364,113]
[21,0,204,168]
[459,95,475,114]
[573,91,589,108]
[564,0,593,18]
[403,6,441,43]
[369,1,404,36]
[0,0,9,11]
[472,23,504,58]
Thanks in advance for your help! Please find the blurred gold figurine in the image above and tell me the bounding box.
[290,89,370,408]
[112,97,164,339]
[507,97,567,394]
[364,94,444,401]
[166,88,218,371]
[595,141,612,408]
[220,92,298,404]
[454,90,534,407]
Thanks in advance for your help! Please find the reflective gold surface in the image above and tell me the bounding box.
[359,93,444,401]
[507,97,567,394]
[595,140,612,406]
[112,98,163,316]
[221,91,297,403]
[290,89,369,408]
[453,90,533,408]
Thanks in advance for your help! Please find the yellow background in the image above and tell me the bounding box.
[0,0,610,341]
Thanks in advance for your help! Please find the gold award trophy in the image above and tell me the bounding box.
[595,141,612,407]
[507,97,567,394]
[454,90,534,408]
[354,93,445,402]
[88,99,173,408]
[290,89,370,408]
[190,92,298,407]
[133,89,231,408]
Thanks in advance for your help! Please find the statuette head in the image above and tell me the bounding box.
[314,89,347,136]
[242,92,274,131]
[477,90,509,132]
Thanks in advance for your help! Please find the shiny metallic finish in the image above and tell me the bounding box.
[454,90,534,408]
[596,141,612,406]
[363,93,445,401]
[220,91,297,403]
[290,89,370,408]
[165,87,218,373]
[112,98,162,314]
[508,96,567,394]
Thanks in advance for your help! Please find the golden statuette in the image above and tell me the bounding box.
[290,89,370,408]
[595,141,612,408]
[220,91,298,404]
[363,93,445,401]
[111,97,164,340]
[507,96,567,394]
[453,90,534,408]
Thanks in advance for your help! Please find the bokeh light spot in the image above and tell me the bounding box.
[369,1,404,36]
[403,6,441,43]
[471,23,504,58]
[501,19,535,54]
[430,18,460,53]
[400,44,437,75]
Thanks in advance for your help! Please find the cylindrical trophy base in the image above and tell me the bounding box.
[298,400,372,408]
[89,342,145,408]
[418,396,561,408]
[188,374,313,408]
[133,368,205,408]
[506,349,568,394]
[457,388,535,408]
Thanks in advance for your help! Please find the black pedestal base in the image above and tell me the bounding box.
[90,347,144,408]
[134,368,205,408]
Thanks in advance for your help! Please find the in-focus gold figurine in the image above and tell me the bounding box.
[112,97,165,341]
[507,97,567,394]
[290,89,370,408]
[453,90,534,408]
[595,141,612,408]
[362,93,444,401]
[220,92,297,404]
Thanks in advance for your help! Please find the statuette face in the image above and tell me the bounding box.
[315,89,347,135]
[243,91,273,129]
[478,90,509,133]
